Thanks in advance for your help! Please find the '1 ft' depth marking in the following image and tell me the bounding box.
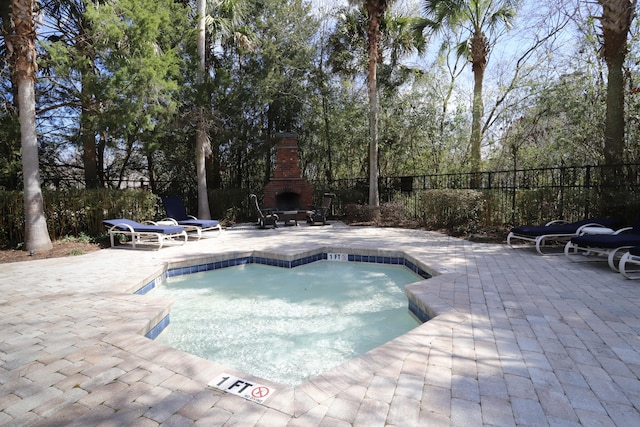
[209,374,275,404]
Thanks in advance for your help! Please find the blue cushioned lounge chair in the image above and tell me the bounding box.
[619,246,640,279]
[162,196,222,239]
[507,218,620,255]
[103,218,187,249]
[564,224,640,271]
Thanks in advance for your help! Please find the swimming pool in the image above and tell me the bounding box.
[153,261,423,385]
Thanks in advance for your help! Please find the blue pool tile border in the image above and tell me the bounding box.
[134,275,165,295]
[408,300,431,323]
[137,252,434,339]
[166,254,430,280]
[135,252,431,296]
[145,314,170,339]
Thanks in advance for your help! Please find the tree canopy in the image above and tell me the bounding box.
[0,0,638,200]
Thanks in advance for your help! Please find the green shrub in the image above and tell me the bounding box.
[0,188,159,246]
[344,203,380,223]
[60,232,93,244]
[343,199,413,226]
[417,189,485,235]
[379,199,413,225]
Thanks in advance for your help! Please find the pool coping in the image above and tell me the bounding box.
[131,246,468,416]
[137,247,436,335]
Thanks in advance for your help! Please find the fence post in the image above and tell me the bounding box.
[585,165,591,218]
[559,163,565,219]
[511,161,517,225]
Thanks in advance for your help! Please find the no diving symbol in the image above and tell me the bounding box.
[252,386,270,399]
[209,374,275,404]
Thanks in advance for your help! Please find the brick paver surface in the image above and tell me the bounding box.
[1,223,639,426]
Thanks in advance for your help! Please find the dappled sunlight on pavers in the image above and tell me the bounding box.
[1,222,640,425]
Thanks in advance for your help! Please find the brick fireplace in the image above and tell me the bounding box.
[263,133,313,213]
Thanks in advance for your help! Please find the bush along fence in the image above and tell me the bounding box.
[1,163,639,246]
[0,189,160,247]
[326,163,640,232]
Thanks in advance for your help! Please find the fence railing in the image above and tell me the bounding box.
[38,163,640,223]
[2,163,638,245]
[319,164,640,226]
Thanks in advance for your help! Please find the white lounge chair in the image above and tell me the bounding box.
[564,227,640,271]
[507,218,619,255]
[103,218,188,249]
[161,196,222,239]
[619,246,640,279]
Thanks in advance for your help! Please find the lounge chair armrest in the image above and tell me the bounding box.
[108,222,135,233]
[545,219,569,226]
[187,215,198,220]
[142,220,159,225]
[613,227,633,235]
[576,223,614,234]
[159,218,179,225]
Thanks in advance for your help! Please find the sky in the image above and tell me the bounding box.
[306,0,564,104]
[309,0,566,65]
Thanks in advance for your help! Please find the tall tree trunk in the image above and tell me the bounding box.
[196,116,211,218]
[80,88,99,188]
[19,79,52,251]
[599,0,636,191]
[196,0,211,219]
[117,133,136,189]
[146,151,156,193]
[366,1,381,206]
[97,130,106,185]
[8,0,53,252]
[78,21,100,189]
[469,31,488,188]
[603,53,625,168]
[322,93,333,183]
[470,65,485,182]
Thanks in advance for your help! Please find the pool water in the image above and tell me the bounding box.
[154,261,421,385]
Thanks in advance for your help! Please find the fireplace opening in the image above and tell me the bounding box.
[276,192,301,211]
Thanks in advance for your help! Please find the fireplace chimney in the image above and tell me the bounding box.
[263,133,313,212]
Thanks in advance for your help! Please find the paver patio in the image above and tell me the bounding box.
[1,223,639,426]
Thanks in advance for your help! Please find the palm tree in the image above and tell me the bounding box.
[348,0,395,206]
[4,0,53,252]
[195,0,249,218]
[598,0,636,179]
[196,0,212,219]
[415,0,519,184]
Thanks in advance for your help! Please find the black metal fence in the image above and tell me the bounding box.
[317,164,640,227]
[30,162,640,228]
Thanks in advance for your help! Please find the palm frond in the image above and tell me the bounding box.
[489,7,517,30]
[422,0,468,31]
[455,38,469,59]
